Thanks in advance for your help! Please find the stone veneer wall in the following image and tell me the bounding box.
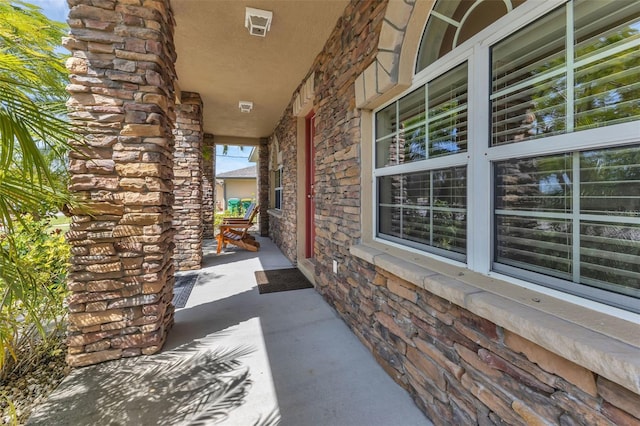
[268,124,298,260]
[349,262,640,425]
[258,138,269,237]
[172,91,203,270]
[64,0,177,366]
[270,0,382,263]
[202,134,215,239]
[268,0,640,424]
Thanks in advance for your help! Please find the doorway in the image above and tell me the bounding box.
[305,112,316,258]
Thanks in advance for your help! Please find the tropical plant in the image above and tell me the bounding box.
[0,0,76,376]
[0,215,70,378]
[0,0,73,223]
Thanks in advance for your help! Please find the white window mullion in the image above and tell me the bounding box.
[373,153,468,177]
[372,111,378,242]
[396,101,402,239]
[431,10,460,28]
[429,170,434,246]
[572,152,580,283]
[425,82,430,161]
[486,121,640,162]
[400,173,404,240]
[468,44,491,274]
[395,102,400,166]
[566,1,575,133]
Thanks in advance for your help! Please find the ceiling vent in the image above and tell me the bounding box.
[245,7,272,37]
[239,101,253,113]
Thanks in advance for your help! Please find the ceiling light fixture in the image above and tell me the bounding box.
[239,101,253,113]
[245,7,272,37]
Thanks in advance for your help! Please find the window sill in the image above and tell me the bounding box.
[267,208,283,218]
[350,242,640,395]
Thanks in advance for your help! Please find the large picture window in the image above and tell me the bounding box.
[375,64,469,260]
[491,0,640,145]
[378,167,467,260]
[494,145,640,300]
[374,0,640,312]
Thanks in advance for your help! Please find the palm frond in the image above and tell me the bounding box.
[0,171,72,232]
[0,1,76,369]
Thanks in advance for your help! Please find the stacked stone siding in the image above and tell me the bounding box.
[202,134,215,239]
[268,0,640,424]
[268,122,297,260]
[346,263,640,425]
[270,0,383,273]
[64,0,177,366]
[172,91,203,271]
[258,138,269,237]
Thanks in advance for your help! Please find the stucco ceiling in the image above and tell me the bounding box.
[172,1,349,141]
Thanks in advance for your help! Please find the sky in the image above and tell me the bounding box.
[216,146,254,174]
[30,1,254,175]
[30,0,68,23]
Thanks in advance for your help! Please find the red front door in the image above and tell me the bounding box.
[305,112,315,258]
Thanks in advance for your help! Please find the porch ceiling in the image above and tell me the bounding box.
[172,1,349,140]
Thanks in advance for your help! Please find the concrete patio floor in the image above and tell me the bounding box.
[28,236,431,425]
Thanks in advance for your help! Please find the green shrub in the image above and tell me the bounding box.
[0,214,70,380]
[213,210,243,234]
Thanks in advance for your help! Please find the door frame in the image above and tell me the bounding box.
[295,108,315,269]
[304,111,316,258]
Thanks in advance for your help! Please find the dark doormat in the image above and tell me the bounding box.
[255,268,314,294]
[173,273,198,308]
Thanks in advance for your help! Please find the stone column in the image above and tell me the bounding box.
[258,138,269,236]
[172,92,203,270]
[202,134,215,239]
[64,0,177,367]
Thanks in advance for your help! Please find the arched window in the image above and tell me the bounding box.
[416,0,526,72]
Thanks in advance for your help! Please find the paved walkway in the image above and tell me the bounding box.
[28,237,430,426]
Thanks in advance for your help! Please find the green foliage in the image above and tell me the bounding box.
[0,0,76,233]
[214,210,243,233]
[47,214,71,228]
[0,214,70,379]
[0,0,77,400]
[202,144,213,162]
[0,0,77,312]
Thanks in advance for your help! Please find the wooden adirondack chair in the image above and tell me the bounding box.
[220,203,257,226]
[216,207,260,254]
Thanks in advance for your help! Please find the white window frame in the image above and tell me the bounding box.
[374,49,471,264]
[269,136,284,211]
[273,166,283,210]
[371,0,640,313]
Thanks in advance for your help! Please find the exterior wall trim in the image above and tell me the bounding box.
[293,72,315,117]
[355,0,434,109]
[351,243,640,395]
[267,208,283,219]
